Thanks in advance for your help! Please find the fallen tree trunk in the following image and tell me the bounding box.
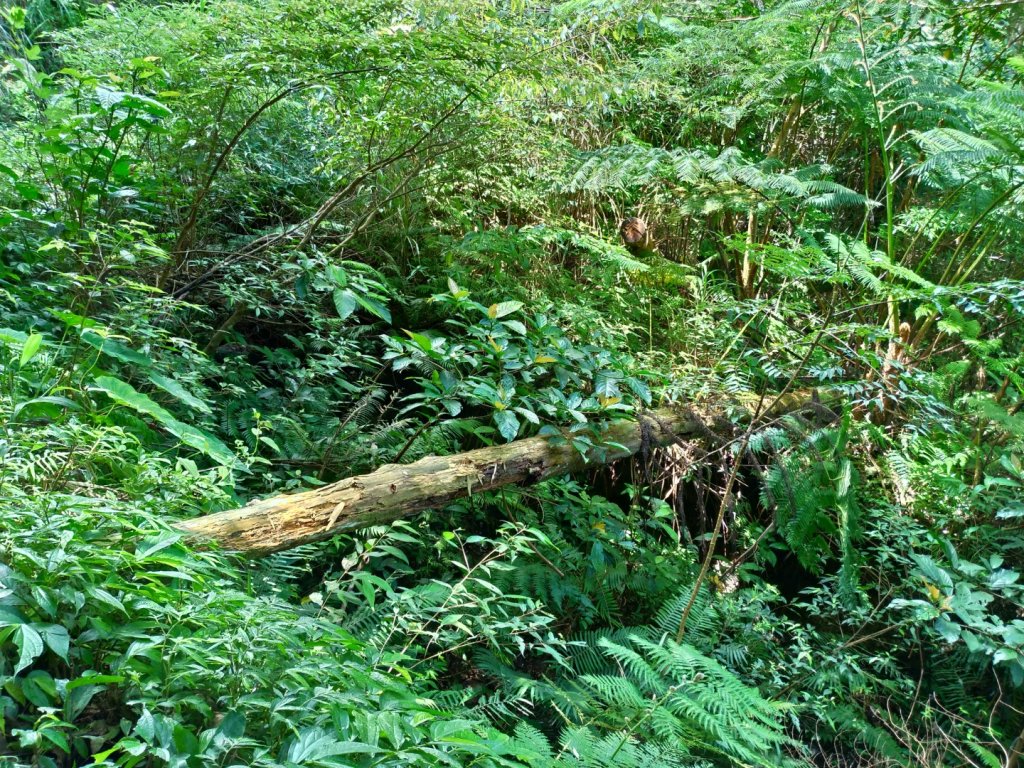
[177,393,817,554]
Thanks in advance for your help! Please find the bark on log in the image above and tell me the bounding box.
[177,393,816,555]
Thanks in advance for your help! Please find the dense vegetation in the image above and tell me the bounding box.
[2,0,1024,765]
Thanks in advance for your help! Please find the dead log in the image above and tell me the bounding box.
[177,393,818,555]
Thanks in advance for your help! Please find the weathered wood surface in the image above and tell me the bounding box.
[177,393,816,555]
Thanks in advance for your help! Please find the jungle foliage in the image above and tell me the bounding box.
[1,0,1023,765]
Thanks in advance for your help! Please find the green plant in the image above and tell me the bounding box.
[384,281,653,455]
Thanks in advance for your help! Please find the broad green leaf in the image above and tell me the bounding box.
[92,374,177,422]
[327,264,348,287]
[135,532,183,560]
[11,395,79,421]
[494,409,520,442]
[95,85,127,110]
[501,320,527,335]
[38,239,69,253]
[66,681,106,721]
[0,328,29,345]
[13,624,44,674]
[50,310,97,329]
[148,373,212,415]
[514,407,539,425]
[214,711,246,742]
[0,606,28,624]
[593,370,622,398]
[912,554,955,591]
[41,727,69,753]
[353,293,392,323]
[285,727,381,761]
[19,333,43,366]
[135,708,156,741]
[91,376,241,469]
[997,504,1024,519]
[81,330,153,367]
[39,625,69,662]
[627,377,652,404]
[22,670,57,707]
[487,301,524,319]
[403,329,435,353]
[333,289,358,320]
[4,5,26,28]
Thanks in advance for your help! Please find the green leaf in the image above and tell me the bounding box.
[41,726,70,753]
[95,85,127,110]
[66,681,107,721]
[148,373,212,415]
[501,320,527,335]
[403,329,435,353]
[593,370,622,398]
[85,587,126,613]
[487,301,524,319]
[327,264,349,287]
[996,504,1024,519]
[91,375,174,420]
[627,377,652,404]
[333,289,357,320]
[22,670,57,707]
[136,532,183,560]
[81,330,153,367]
[13,625,44,674]
[19,333,43,367]
[494,409,520,442]
[353,293,392,323]
[5,6,26,29]
[214,711,246,742]
[135,708,156,741]
[91,376,241,470]
[66,673,123,691]
[514,407,539,425]
[11,395,79,421]
[966,742,1003,768]
[285,727,381,761]
[0,328,29,345]
[39,625,69,662]
[934,616,961,642]
[912,554,954,591]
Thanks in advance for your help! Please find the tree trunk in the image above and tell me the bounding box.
[176,394,817,555]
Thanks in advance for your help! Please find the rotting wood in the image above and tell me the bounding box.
[177,392,821,555]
